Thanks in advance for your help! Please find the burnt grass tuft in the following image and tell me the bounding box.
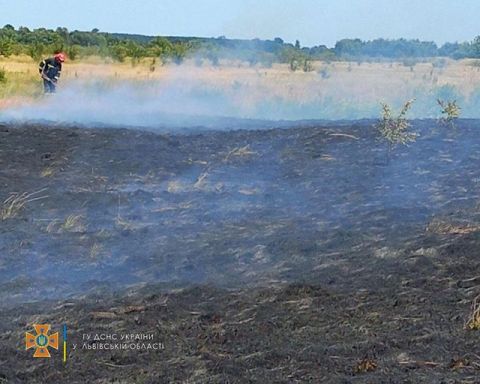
[1,120,480,382]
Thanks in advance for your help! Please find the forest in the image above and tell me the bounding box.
[1,24,480,67]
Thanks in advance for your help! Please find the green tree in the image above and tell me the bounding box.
[473,36,480,58]
[172,42,190,65]
[56,27,70,44]
[0,37,15,57]
[65,45,80,60]
[27,42,45,62]
[334,38,364,57]
[148,37,173,64]
[125,40,146,65]
[110,43,128,62]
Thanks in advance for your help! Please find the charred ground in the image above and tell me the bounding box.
[1,120,480,382]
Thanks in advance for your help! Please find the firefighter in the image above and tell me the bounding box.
[38,53,66,94]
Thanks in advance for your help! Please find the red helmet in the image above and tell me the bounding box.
[54,53,66,63]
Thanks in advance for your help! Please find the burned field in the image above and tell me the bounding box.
[1,120,480,382]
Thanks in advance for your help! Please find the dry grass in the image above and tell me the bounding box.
[40,167,55,178]
[60,214,85,232]
[466,295,480,330]
[167,180,185,193]
[46,214,86,233]
[115,215,134,231]
[354,358,378,373]
[0,189,48,220]
[45,219,59,233]
[89,242,103,259]
[194,172,209,189]
[426,219,480,235]
[1,55,480,114]
[40,157,67,178]
[224,145,256,162]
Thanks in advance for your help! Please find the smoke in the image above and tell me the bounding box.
[2,61,480,128]
[0,64,287,129]
[0,78,247,130]
[3,60,480,304]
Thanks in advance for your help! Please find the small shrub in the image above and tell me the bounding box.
[318,67,330,79]
[402,58,418,69]
[437,99,461,126]
[432,58,447,69]
[0,67,6,83]
[149,58,156,72]
[303,59,313,72]
[289,58,300,71]
[376,99,417,146]
[375,99,417,163]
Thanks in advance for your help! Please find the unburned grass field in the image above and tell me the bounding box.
[2,55,480,120]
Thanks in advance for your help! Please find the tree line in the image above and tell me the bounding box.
[1,24,480,66]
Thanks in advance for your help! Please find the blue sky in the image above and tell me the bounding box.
[1,0,479,47]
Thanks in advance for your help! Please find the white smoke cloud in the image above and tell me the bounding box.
[2,62,480,128]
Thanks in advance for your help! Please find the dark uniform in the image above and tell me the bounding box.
[39,57,62,93]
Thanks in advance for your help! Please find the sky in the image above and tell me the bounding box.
[1,0,479,47]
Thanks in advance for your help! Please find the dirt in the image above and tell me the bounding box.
[1,120,480,383]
